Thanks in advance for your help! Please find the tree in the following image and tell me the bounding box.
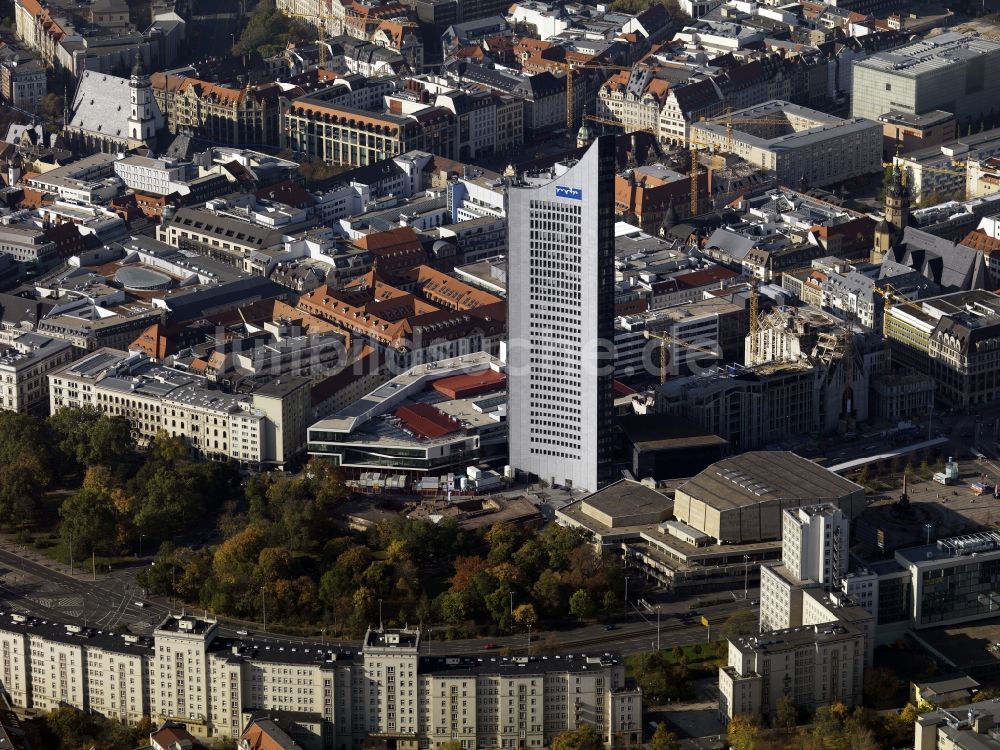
[775,694,797,730]
[59,486,116,556]
[41,93,64,120]
[550,724,605,750]
[49,407,135,471]
[235,0,313,56]
[532,569,564,615]
[651,723,679,750]
[727,715,759,750]
[863,666,900,706]
[569,589,595,620]
[513,603,539,628]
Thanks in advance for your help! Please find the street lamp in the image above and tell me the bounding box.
[624,576,630,614]
[743,555,750,600]
[139,533,147,558]
[261,586,267,632]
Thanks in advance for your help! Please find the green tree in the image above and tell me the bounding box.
[550,724,605,750]
[235,0,313,56]
[59,486,116,556]
[41,93,64,120]
[513,603,538,628]
[569,589,595,620]
[651,723,679,750]
[726,714,759,750]
[49,407,135,471]
[863,666,900,706]
[532,569,564,614]
[775,694,797,730]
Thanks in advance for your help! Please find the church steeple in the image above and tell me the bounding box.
[128,56,156,146]
[872,164,910,263]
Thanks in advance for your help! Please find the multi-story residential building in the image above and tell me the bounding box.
[597,67,669,133]
[724,497,873,721]
[150,73,284,148]
[0,614,641,749]
[48,349,310,468]
[0,56,45,111]
[759,503,851,631]
[371,21,424,71]
[915,702,1000,750]
[852,33,1000,126]
[0,332,75,414]
[435,89,496,160]
[112,154,198,196]
[297,266,506,369]
[449,64,564,136]
[507,137,616,493]
[495,95,524,153]
[13,0,158,77]
[783,504,850,587]
[0,615,151,723]
[156,201,315,276]
[281,98,457,167]
[0,224,58,263]
[883,289,1000,408]
[658,79,724,145]
[37,299,165,352]
[718,611,868,721]
[690,101,882,188]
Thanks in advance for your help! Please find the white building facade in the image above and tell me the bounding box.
[507,137,616,492]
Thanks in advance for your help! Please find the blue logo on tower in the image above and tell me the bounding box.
[555,185,583,201]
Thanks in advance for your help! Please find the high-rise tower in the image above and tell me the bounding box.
[507,136,616,492]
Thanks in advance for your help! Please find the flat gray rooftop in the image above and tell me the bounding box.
[678,451,863,511]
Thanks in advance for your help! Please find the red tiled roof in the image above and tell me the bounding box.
[431,369,506,399]
[960,228,1000,255]
[394,402,460,439]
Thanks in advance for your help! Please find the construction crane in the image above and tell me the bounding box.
[583,114,655,135]
[687,110,814,216]
[285,11,330,67]
[561,61,635,132]
[748,279,760,363]
[644,330,721,384]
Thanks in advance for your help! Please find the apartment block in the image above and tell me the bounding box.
[719,620,866,721]
[48,349,310,468]
[0,332,76,414]
[0,615,641,749]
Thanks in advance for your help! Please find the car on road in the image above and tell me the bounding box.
[237,630,248,636]
[603,624,618,631]
[134,601,145,607]
[484,642,498,650]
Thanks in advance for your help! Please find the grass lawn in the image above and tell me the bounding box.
[625,642,726,676]
[30,533,133,573]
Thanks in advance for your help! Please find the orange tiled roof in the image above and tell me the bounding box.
[960,228,1000,255]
